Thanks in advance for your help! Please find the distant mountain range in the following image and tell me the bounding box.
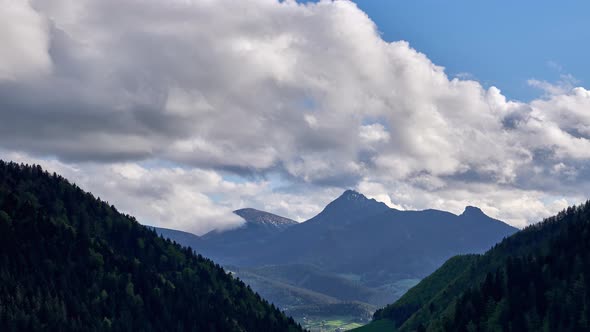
[157,190,516,274]
[154,189,518,327]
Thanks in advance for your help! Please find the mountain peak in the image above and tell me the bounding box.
[461,206,485,217]
[331,189,390,209]
[339,189,366,201]
[307,190,391,224]
[233,208,297,228]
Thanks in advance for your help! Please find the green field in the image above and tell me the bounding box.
[300,315,368,331]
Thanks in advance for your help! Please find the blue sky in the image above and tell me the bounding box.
[352,0,589,101]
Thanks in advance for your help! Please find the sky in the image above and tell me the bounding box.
[1,0,590,234]
[352,0,590,102]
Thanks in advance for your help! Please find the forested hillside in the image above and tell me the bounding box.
[363,201,590,332]
[0,161,302,331]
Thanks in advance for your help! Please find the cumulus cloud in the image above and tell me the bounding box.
[0,0,52,80]
[0,0,589,231]
[528,74,579,96]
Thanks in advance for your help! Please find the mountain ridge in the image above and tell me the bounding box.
[155,188,517,329]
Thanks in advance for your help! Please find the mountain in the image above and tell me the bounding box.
[159,190,516,278]
[233,208,298,229]
[233,190,517,282]
[154,208,297,264]
[202,208,297,243]
[157,190,517,329]
[0,161,302,331]
[362,201,590,332]
[305,189,391,225]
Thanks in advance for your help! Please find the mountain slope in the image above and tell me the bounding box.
[0,161,302,331]
[244,264,379,303]
[365,201,590,332]
[370,255,479,328]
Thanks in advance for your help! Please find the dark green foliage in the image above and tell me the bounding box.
[351,319,397,332]
[372,200,590,332]
[372,255,478,327]
[0,161,302,332]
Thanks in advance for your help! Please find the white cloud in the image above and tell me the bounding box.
[528,74,579,96]
[0,0,589,230]
[0,0,52,80]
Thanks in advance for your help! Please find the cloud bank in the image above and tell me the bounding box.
[1,0,589,232]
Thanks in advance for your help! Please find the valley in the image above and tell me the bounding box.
[155,190,517,330]
[3,161,590,331]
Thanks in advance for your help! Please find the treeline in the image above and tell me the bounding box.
[0,161,302,331]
